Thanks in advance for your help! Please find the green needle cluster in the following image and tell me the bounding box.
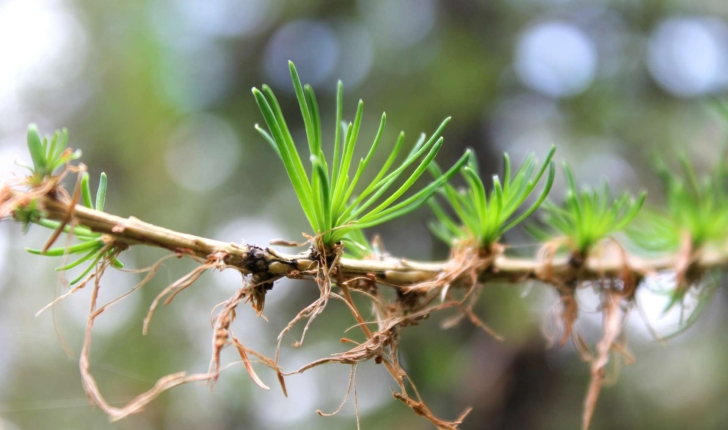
[429,147,556,250]
[22,124,82,186]
[630,150,728,253]
[27,172,123,284]
[253,61,469,251]
[530,163,646,256]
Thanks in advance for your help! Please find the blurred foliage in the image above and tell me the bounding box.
[529,162,646,256]
[630,148,728,254]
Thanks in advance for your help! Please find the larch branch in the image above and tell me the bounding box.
[7,189,727,288]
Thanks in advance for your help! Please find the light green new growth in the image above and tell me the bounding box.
[253,61,470,250]
[428,146,556,250]
[530,163,646,255]
[26,171,123,284]
[22,124,82,185]
[630,149,728,253]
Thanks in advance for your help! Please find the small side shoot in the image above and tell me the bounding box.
[253,61,469,252]
[428,146,556,252]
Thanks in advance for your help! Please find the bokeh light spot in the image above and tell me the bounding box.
[0,0,87,125]
[358,0,437,50]
[328,21,374,89]
[647,17,728,97]
[173,0,279,39]
[264,20,339,90]
[515,21,597,98]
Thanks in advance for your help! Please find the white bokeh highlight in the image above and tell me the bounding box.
[628,273,708,341]
[264,20,340,90]
[515,21,597,98]
[0,130,28,184]
[172,0,280,39]
[358,0,437,50]
[328,21,375,90]
[0,0,87,128]
[647,17,728,97]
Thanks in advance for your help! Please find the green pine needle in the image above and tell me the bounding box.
[429,146,556,250]
[253,61,469,250]
[25,124,81,185]
[629,147,728,253]
[530,163,646,255]
[24,171,122,284]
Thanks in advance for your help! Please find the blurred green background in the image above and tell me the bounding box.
[2,0,728,429]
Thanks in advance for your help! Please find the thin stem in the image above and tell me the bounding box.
[8,189,728,289]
